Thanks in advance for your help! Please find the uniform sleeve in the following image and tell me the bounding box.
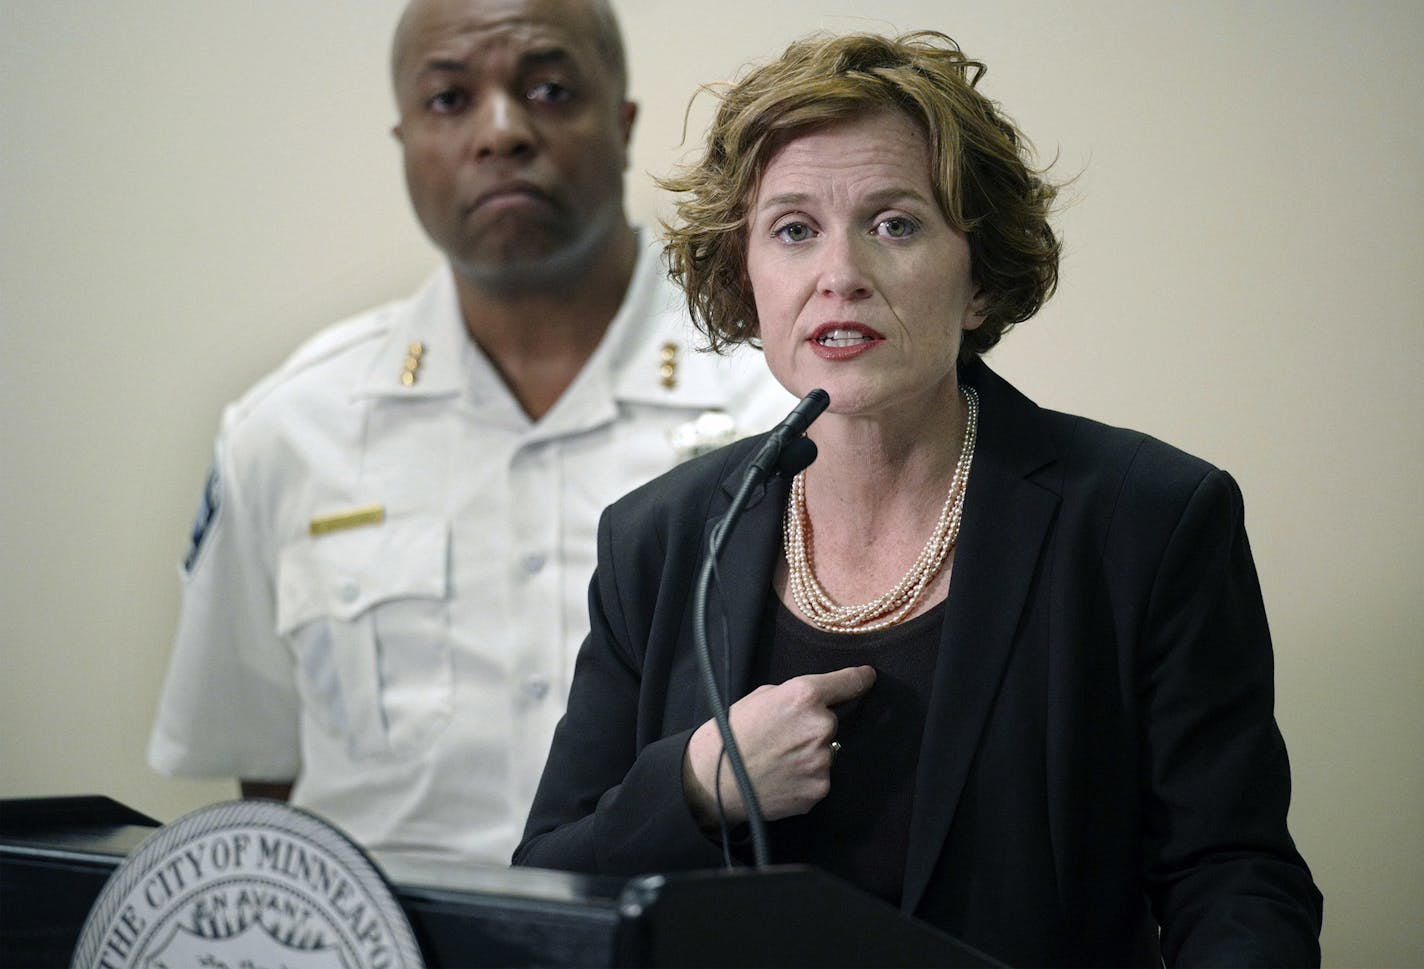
[514,507,727,875]
[147,418,302,781]
[1138,469,1322,966]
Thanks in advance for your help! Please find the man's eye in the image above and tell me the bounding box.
[774,222,812,243]
[428,90,467,113]
[527,81,572,104]
[876,216,918,239]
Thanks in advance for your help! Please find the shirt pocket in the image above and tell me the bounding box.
[276,515,453,761]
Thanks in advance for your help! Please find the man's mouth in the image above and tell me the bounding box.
[468,182,552,213]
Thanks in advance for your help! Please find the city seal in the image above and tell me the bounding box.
[72,799,424,969]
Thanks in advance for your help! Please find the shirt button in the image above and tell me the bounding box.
[337,580,360,603]
[523,677,550,701]
[522,553,546,575]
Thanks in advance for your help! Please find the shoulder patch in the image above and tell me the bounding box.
[183,463,221,573]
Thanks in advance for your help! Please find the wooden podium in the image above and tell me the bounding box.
[0,796,999,968]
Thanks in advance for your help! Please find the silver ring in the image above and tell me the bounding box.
[829,740,842,758]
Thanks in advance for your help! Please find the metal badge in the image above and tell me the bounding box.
[400,341,424,386]
[658,342,678,389]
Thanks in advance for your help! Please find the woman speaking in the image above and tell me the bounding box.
[514,31,1321,966]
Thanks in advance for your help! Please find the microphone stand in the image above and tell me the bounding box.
[690,390,827,868]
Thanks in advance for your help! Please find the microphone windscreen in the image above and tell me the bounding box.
[776,435,818,478]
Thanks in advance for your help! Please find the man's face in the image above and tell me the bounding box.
[392,0,635,291]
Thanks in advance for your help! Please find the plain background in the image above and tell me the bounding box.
[2,1,1420,964]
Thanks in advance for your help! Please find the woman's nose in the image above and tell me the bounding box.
[817,234,874,301]
[470,91,536,160]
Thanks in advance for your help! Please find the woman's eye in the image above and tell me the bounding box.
[774,222,812,243]
[877,216,917,239]
[528,81,572,104]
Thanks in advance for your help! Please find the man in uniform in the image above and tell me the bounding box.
[148,0,790,866]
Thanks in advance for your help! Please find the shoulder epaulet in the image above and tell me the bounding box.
[225,299,403,425]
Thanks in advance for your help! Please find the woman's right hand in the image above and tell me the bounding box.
[682,665,876,827]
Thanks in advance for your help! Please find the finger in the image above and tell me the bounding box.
[799,665,876,706]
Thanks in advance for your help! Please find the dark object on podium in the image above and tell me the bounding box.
[0,796,161,967]
[1,796,1001,968]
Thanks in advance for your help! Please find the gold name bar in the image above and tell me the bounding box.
[309,504,385,536]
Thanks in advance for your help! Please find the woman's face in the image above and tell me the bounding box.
[745,109,983,421]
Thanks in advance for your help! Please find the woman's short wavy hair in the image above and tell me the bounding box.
[661,31,1060,361]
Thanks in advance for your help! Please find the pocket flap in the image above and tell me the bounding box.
[276,515,448,634]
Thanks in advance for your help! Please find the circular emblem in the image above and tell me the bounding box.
[72,800,424,969]
[669,409,739,461]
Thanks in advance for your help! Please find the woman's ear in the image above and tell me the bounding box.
[962,287,989,332]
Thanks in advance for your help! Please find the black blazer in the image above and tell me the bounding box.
[515,361,1322,967]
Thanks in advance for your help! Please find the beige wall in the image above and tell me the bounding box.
[2,1,1420,963]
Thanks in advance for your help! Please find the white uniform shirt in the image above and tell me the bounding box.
[149,240,794,865]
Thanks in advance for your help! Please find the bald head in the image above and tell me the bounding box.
[392,0,628,102]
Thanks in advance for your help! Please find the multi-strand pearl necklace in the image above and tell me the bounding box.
[783,385,979,633]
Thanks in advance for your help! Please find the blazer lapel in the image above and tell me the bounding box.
[902,364,1060,913]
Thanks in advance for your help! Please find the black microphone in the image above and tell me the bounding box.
[746,388,830,481]
[691,389,830,868]
[776,434,818,479]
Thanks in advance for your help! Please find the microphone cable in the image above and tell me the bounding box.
[691,390,827,868]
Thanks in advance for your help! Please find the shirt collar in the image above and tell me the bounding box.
[348,231,746,417]
[603,237,744,411]
[351,266,469,401]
